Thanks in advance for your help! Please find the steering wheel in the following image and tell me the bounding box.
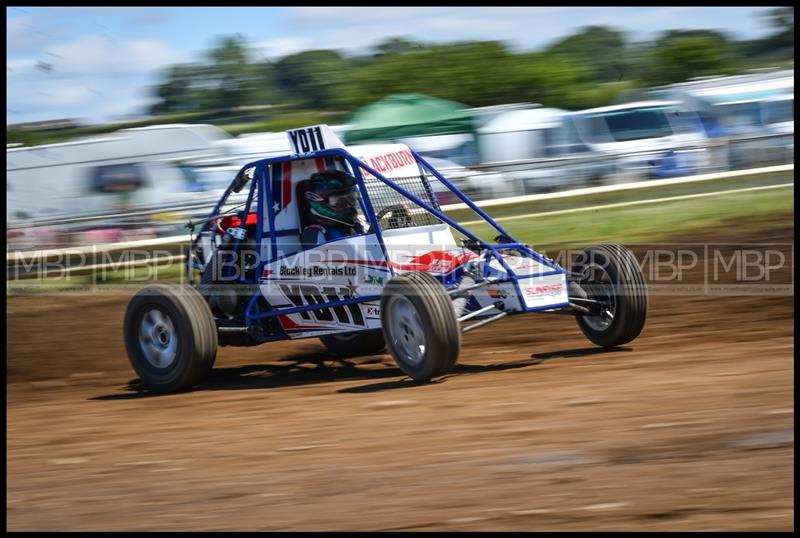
[373,204,414,230]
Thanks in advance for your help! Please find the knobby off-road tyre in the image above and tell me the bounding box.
[124,284,218,393]
[320,330,386,358]
[380,272,461,381]
[571,244,647,347]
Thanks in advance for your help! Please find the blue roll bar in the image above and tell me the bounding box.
[189,146,567,333]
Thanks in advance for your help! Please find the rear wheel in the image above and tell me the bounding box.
[320,330,386,358]
[381,272,461,381]
[571,244,647,347]
[123,284,218,393]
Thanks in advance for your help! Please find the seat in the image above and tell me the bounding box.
[295,179,312,231]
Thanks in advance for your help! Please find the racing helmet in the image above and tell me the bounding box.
[305,170,360,227]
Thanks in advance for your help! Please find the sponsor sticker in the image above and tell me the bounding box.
[365,272,385,287]
[279,281,365,327]
[520,274,568,309]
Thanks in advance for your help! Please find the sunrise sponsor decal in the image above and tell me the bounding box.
[521,274,569,309]
[525,283,564,297]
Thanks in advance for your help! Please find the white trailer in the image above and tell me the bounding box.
[569,100,712,180]
[475,107,616,191]
[646,70,794,136]
[6,124,233,221]
[645,71,794,168]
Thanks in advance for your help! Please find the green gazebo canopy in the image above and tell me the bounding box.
[344,93,474,144]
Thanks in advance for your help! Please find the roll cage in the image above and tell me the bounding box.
[185,146,567,340]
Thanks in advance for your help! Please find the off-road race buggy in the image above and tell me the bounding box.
[123,125,648,393]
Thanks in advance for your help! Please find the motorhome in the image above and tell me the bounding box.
[570,100,711,179]
[647,70,794,135]
[761,93,794,135]
[647,71,794,168]
[6,124,233,222]
[476,107,616,191]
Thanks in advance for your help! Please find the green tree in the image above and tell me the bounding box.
[763,7,794,53]
[735,8,793,67]
[343,41,522,109]
[274,50,349,109]
[769,7,794,35]
[510,52,590,108]
[151,63,218,114]
[546,26,630,83]
[372,37,425,57]
[150,35,284,115]
[206,35,256,110]
[144,16,779,123]
[648,30,739,85]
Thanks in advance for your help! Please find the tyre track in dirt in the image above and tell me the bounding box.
[6,218,794,531]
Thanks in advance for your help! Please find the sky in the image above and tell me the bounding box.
[6,6,780,126]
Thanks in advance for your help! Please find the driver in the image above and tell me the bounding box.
[300,170,365,249]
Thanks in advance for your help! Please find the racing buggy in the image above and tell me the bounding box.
[123,125,647,393]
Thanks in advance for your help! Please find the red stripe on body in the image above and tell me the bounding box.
[340,258,428,271]
[341,250,477,272]
[278,315,323,331]
[315,158,326,172]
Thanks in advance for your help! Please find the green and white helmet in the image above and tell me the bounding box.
[305,170,360,227]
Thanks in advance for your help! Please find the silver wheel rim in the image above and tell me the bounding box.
[580,263,616,332]
[139,307,178,369]
[386,295,426,365]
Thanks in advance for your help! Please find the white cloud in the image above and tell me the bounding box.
[7,13,56,53]
[249,37,310,60]
[7,6,778,124]
[6,58,37,73]
[7,34,189,124]
[8,74,161,124]
[47,34,188,76]
[279,6,775,54]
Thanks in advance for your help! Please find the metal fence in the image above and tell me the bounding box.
[462,132,794,198]
[7,163,794,281]
[6,132,794,252]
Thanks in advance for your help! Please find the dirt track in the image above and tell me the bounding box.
[6,220,794,531]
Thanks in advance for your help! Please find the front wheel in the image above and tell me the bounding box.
[123,284,218,393]
[380,272,461,381]
[570,244,647,347]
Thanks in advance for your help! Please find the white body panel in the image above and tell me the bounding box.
[259,233,387,337]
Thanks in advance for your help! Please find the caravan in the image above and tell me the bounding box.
[646,70,794,168]
[7,124,234,247]
[570,101,711,180]
[6,123,233,221]
[476,107,615,192]
[647,69,794,137]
